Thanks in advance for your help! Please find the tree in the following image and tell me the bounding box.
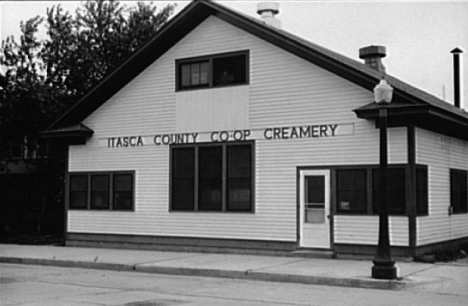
[0,0,175,237]
[0,0,176,162]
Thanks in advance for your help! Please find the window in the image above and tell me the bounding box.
[335,165,428,216]
[68,172,134,211]
[337,169,367,213]
[171,142,254,212]
[450,169,468,214]
[176,51,249,90]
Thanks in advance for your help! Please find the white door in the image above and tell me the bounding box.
[299,170,331,248]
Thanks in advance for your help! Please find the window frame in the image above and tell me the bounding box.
[450,169,468,214]
[67,171,135,211]
[176,50,249,91]
[169,141,255,213]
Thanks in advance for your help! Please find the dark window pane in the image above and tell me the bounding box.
[228,179,251,211]
[114,174,131,191]
[70,175,87,209]
[416,168,428,214]
[199,146,222,211]
[91,175,109,209]
[213,54,246,86]
[227,145,252,211]
[337,169,367,213]
[113,174,133,210]
[451,170,468,213]
[70,192,87,209]
[181,64,190,87]
[305,176,324,204]
[373,168,405,214]
[71,175,87,191]
[92,175,109,191]
[200,61,209,84]
[172,148,195,210]
[228,145,251,178]
[191,63,200,85]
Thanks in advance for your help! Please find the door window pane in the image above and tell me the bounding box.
[305,207,325,223]
[199,146,222,211]
[304,176,325,224]
[91,175,110,209]
[305,176,324,204]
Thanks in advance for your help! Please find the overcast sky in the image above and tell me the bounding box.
[1,0,467,108]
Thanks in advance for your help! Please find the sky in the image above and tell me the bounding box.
[1,0,467,108]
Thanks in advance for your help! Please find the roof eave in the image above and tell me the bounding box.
[40,124,94,145]
[354,103,468,141]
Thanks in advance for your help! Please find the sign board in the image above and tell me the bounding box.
[100,123,354,148]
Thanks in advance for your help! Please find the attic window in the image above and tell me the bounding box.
[176,50,249,90]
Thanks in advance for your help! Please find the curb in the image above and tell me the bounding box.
[0,256,434,290]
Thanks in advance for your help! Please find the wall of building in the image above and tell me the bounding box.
[416,128,468,246]
[416,129,468,246]
[68,16,409,246]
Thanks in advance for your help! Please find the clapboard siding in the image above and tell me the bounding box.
[334,216,408,246]
[68,16,409,244]
[176,86,249,132]
[416,128,468,245]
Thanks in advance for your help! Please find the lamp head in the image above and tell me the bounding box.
[374,78,393,104]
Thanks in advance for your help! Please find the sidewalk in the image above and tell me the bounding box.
[1,244,467,292]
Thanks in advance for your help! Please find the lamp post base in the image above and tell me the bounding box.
[372,262,398,280]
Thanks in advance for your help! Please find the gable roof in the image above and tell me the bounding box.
[44,0,468,140]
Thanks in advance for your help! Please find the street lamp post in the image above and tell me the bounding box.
[372,79,398,280]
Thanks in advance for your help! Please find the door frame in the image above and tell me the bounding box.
[297,167,334,249]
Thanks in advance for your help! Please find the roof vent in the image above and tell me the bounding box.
[451,47,464,109]
[359,45,387,72]
[257,2,281,29]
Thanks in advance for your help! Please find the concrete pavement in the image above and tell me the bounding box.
[1,244,467,291]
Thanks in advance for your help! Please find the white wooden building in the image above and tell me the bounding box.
[43,0,468,257]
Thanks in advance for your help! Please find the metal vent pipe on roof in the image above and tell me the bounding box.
[359,45,387,73]
[257,2,281,29]
[451,47,464,109]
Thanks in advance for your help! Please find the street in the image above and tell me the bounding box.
[1,263,467,306]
